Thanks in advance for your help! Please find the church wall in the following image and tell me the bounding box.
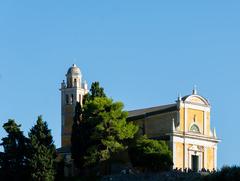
[62,136,71,146]
[206,112,211,136]
[144,112,177,138]
[207,147,214,170]
[62,105,74,147]
[187,108,204,133]
[175,142,184,168]
[179,107,185,132]
[63,114,73,133]
[63,106,74,133]
[133,118,145,135]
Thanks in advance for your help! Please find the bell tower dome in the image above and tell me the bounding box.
[60,64,88,147]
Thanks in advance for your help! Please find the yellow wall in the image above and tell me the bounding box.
[175,142,184,168]
[207,147,214,170]
[62,105,74,147]
[62,136,71,147]
[187,108,204,133]
[179,107,185,132]
[206,112,211,136]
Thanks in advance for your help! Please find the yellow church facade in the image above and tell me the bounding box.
[128,89,220,171]
[59,64,220,173]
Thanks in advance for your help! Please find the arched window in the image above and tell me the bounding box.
[71,94,74,104]
[66,95,69,104]
[190,124,200,133]
[74,79,77,87]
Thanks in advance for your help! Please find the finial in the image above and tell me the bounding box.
[213,128,217,138]
[178,93,182,101]
[61,80,66,88]
[72,64,77,67]
[193,85,197,95]
[83,80,88,90]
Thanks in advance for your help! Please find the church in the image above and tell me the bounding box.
[58,64,220,173]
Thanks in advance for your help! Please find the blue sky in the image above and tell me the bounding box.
[0,1,240,168]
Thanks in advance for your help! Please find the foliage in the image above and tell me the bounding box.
[71,102,87,169]
[71,82,138,174]
[0,119,29,180]
[129,135,173,172]
[71,82,107,170]
[83,81,106,104]
[203,166,240,181]
[55,158,65,181]
[83,97,138,167]
[28,116,56,181]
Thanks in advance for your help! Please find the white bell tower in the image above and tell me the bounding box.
[60,64,88,147]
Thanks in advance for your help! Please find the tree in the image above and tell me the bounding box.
[28,116,56,181]
[71,82,138,175]
[83,97,138,171]
[71,82,107,170]
[89,81,106,99]
[71,102,86,169]
[0,119,29,180]
[83,81,106,103]
[203,166,239,181]
[129,135,173,172]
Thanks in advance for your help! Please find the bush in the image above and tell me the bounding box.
[203,166,240,181]
[129,135,173,172]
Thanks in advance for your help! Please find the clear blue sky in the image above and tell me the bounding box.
[0,1,239,168]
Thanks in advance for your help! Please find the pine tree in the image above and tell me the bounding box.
[90,82,106,99]
[83,81,106,103]
[0,119,29,180]
[71,82,107,170]
[71,82,138,175]
[28,116,56,181]
[83,97,138,170]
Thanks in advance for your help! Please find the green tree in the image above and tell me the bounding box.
[203,166,239,181]
[71,82,138,175]
[0,119,29,180]
[71,82,107,170]
[89,81,106,99]
[129,135,173,172]
[83,97,138,171]
[71,102,86,169]
[28,116,56,181]
[83,81,106,103]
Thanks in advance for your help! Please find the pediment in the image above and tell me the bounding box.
[184,95,210,106]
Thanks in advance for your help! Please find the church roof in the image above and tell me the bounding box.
[67,64,81,75]
[181,94,191,101]
[56,146,71,154]
[127,103,178,120]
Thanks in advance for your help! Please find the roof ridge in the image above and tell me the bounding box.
[128,103,176,112]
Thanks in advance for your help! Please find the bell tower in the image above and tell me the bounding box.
[60,64,88,147]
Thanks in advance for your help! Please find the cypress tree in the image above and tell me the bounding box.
[71,102,85,169]
[0,120,29,180]
[71,82,107,170]
[28,116,56,181]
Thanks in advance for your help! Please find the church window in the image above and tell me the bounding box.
[66,95,69,104]
[74,79,77,87]
[190,124,200,133]
[71,94,74,104]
